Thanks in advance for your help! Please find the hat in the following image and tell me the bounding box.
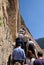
[18,34,24,39]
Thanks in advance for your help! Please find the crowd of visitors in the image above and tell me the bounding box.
[11,28,44,65]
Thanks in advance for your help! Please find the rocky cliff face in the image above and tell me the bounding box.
[0,0,17,65]
[0,0,43,65]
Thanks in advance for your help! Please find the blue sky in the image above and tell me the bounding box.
[20,0,44,39]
